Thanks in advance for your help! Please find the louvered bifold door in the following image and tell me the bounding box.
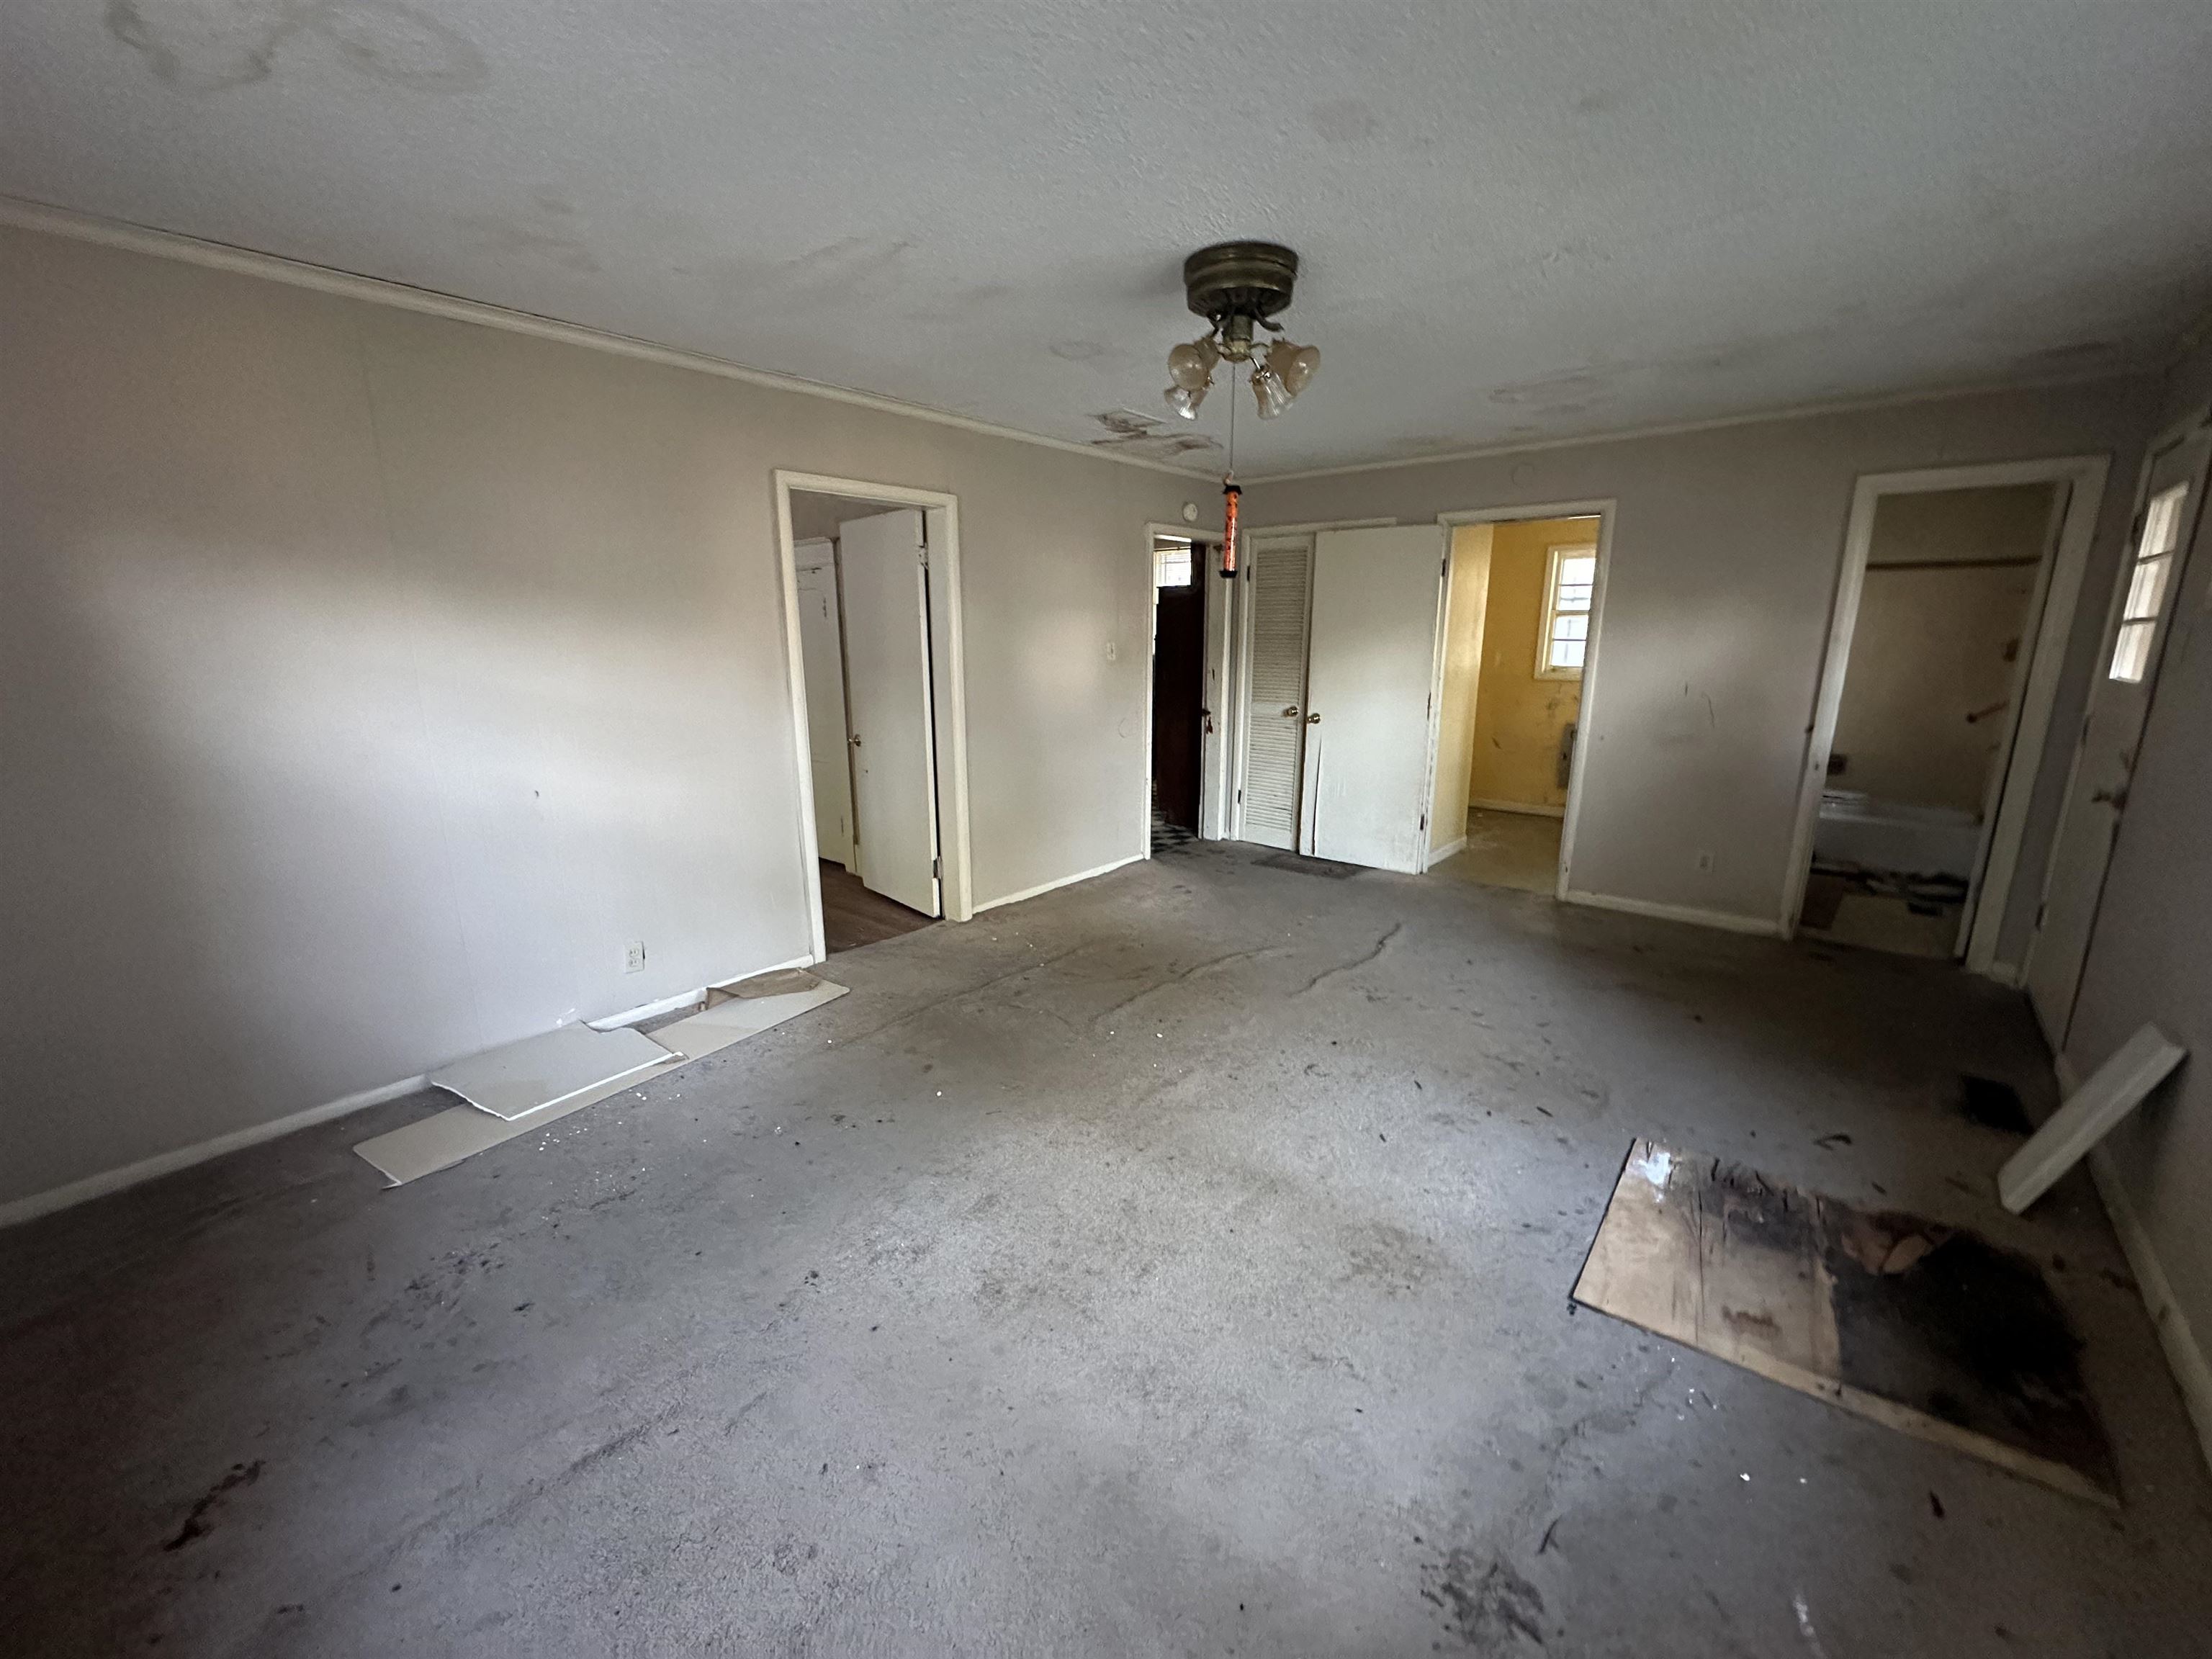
[1237,536,1313,850]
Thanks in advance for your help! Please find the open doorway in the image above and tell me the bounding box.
[1148,529,1218,853]
[1428,509,1607,895]
[775,473,973,956]
[1785,457,2108,971]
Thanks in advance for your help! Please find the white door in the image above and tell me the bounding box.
[2027,431,2211,1044]
[794,540,855,868]
[838,508,941,917]
[1303,525,1449,873]
[1236,534,1315,850]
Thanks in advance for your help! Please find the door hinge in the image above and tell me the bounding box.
[1419,812,1427,832]
[932,854,942,879]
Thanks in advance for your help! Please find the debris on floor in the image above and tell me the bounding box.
[1573,1139,2117,1506]
[353,969,848,1187]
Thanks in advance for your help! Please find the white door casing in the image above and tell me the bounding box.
[1303,525,1449,873]
[2027,431,2212,1045]
[1235,534,1315,850]
[837,507,943,917]
[793,539,855,869]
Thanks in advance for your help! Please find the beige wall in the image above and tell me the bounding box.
[1830,562,2039,814]
[1466,516,1595,812]
[2066,334,2212,1456]
[1429,524,1490,853]
[1249,378,2156,948]
[0,224,1190,1210]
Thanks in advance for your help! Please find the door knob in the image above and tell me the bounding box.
[850,734,863,747]
[2090,786,2126,808]
[1305,711,1321,724]
[1281,705,1300,717]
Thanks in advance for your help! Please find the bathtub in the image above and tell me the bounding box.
[1813,790,1980,881]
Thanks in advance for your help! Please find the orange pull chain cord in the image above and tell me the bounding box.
[1221,480,1240,577]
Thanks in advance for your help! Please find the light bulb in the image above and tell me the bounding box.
[1268,340,1318,399]
[1251,363,1292,420]
[1166,336,1219,392]
[1165,381,1208,420]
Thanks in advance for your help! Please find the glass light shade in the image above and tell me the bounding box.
[1268,341,1319,398]
[1164,381,1208,420]
[1251,363,1292,420]
[1167,336,1219,392]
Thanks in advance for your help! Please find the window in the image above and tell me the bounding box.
[1537,544,1597,677]
[1154,536,1195,589]
[2108,483,2188,683]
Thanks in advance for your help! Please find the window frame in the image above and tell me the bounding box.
[2107,482,2188,684]
[1535,542,1598,680]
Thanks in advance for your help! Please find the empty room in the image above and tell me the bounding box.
[5,5,2212,1655]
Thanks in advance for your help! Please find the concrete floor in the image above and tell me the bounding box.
[1435,808,1564,895]
[4,842,2206,1656]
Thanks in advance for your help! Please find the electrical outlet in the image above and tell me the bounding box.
[622,940,647,974]
[1695,850,1714,874]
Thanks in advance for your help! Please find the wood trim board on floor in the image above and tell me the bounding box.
[354,976,848,1186]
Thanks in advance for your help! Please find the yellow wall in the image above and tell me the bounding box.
[1467,516,1599,812]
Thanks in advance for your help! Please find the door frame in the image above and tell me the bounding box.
[773,470,975,958]
[1434,498,1619,901]
[2025,410,2212,1038]
[1141,523,1229,853]
[1780,454,2109,975]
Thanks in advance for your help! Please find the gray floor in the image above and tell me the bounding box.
[4,840,2206,1657]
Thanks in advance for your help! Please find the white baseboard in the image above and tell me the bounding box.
[1468,796,1566,819]
[0,1071,429,1231]
[1424,836,1468,870]
[975,850,1146,914]
[0,949,823,1231]
[2087,1146,2212,1474]
[1562,888,1784,937]
[586,952,817,1030]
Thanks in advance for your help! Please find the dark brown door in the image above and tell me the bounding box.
[1151,579,1207,830]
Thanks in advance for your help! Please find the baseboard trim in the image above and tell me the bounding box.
[1468,797,1566,819]
[975,850,1146,914]
[586,953,817,1030]
[0,950,823,1231]
[1424,837,1469,871]
[0,1071,429,1231]
[1563,889,1784,937]
[2087,1145,2212,1474]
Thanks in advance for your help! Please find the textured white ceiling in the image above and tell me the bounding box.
[5,2,2209,475]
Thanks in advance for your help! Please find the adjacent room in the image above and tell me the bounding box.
[5,4,2212,1655]
[1432,513,1605,894]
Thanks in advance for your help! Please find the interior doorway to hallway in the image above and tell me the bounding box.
[1428,505,1611,897]
[1148,529,1219,852]
[775,472,974,956]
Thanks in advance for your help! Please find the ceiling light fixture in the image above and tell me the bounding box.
[1162,242,1318,574]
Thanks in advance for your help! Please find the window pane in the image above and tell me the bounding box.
[2122,552,2172,624]
[2110,619,2154,683]
[2142,485,2185,559]
[1553,613,1588,643]
[1155,542,1193,588]
[1551,639,1586,669]
[1561,553,1596,589]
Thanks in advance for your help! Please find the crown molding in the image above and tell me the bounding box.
[0,195,1215,479]
[1240,367,2157,485]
